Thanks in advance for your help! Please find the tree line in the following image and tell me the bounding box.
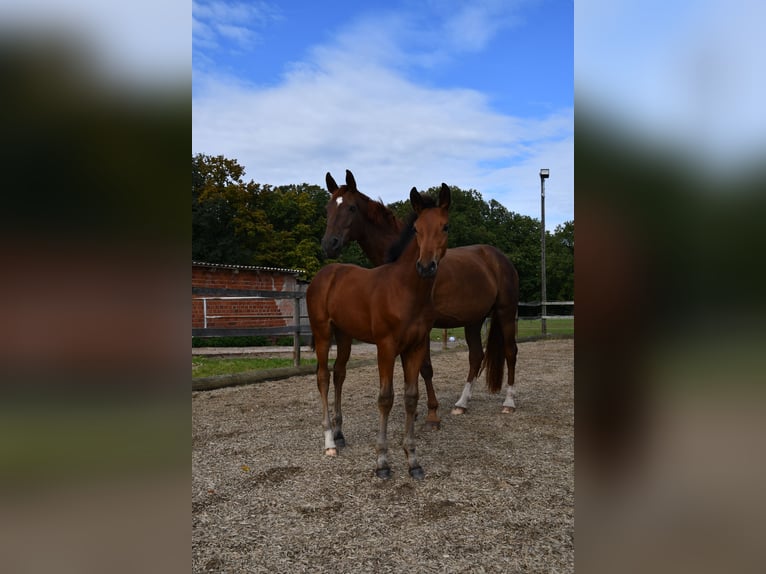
[193,153,573,302]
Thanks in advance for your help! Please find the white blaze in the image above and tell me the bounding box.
[335,196,343,206]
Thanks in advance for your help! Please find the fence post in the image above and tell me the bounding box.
[293,295,301,367]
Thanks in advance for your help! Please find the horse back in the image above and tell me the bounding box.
[431,245,518,327]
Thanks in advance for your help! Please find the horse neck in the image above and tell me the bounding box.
[356,198,403,266]
[387,235,435,302]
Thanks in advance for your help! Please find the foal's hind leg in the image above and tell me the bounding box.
[420,346,441,430]
[374,342,397,479]
[332,330,353,448]
[401,342,427,480]
[452,322,485,415]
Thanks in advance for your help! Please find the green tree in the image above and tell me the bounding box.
[192,154,330,276]
[442,186,495,248]
[336,242,373,268]
[486,200,543,302]
[546,220,574,302]
[192,154,253,264]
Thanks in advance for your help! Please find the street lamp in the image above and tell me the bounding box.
[539,169,549,336]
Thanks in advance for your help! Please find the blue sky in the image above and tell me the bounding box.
[193,0,574,230]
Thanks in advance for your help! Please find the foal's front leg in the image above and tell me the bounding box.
[332,331,353,447]
[313,331,337,456]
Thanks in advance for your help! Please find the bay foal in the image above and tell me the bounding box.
[307,185,451,479]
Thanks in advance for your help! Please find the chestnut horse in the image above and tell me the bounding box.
[307,185,451,480]
[322,170,519,426]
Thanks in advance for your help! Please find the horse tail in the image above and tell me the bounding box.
[310,335,315,351]
[482,310,505,394]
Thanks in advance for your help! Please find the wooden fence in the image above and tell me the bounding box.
[193,286,573,366]
[192,287,311,366]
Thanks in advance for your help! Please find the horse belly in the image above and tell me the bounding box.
[326,285,376,343]
[331,312,376,344]
[431,267,495,326]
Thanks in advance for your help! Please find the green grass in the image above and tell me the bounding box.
[192,356,316,378]
[518,318,574,338]
[430,317,573,342]
[193,319,573,378]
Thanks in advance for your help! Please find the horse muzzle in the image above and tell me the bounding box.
[321,235,343,258]
[416,259,438,278]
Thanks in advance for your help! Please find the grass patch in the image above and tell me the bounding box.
[192,356,316,378]
[518,317,574,338]
[430,317,573,342]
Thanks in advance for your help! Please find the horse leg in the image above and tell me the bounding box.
[314,328,337,456]
[374,343,396,479]
[419,346,441,430]
[452,322,484,415]
[402,342,427,480]
[332,330,353,447]
[501,317,519,414]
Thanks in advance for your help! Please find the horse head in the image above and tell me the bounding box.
[321,169,363,258]
[410,184,451,278]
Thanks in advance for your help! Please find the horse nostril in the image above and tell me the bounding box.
[322,236,341,256]
[416,260,438,277]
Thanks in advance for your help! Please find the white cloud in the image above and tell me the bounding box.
[442,0,525,53]
[193,3,573,228]
[192,0,280,53]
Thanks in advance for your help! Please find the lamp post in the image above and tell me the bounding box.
[539,169,549,336]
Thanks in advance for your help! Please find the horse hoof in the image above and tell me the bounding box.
[451,407,467,415]
[375,467,392,480]
[501,407,515,414]
[423,420,441,431]
[325,448,338,457]
[409,466,425,481]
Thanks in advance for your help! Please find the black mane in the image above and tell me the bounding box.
[384,192,437,263]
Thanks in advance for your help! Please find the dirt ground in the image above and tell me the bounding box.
[192,338,573,573]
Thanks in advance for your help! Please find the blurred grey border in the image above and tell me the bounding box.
[576,1,766,573]
[1,3,189,574]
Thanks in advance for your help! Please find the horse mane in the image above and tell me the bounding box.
[365,195,401,231]
[384,193,437,263]
[332,184,400,231]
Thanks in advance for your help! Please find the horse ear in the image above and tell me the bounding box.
[326,172,338,192]
[345,170,357,192]
[439,183,451,211]
[410,187,424,214]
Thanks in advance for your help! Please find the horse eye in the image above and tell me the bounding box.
[349,205,357,213]
[443,224,450,232]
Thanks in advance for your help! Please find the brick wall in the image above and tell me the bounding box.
[192,263,302,330]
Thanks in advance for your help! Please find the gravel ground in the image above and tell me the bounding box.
[193,338,573,573]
